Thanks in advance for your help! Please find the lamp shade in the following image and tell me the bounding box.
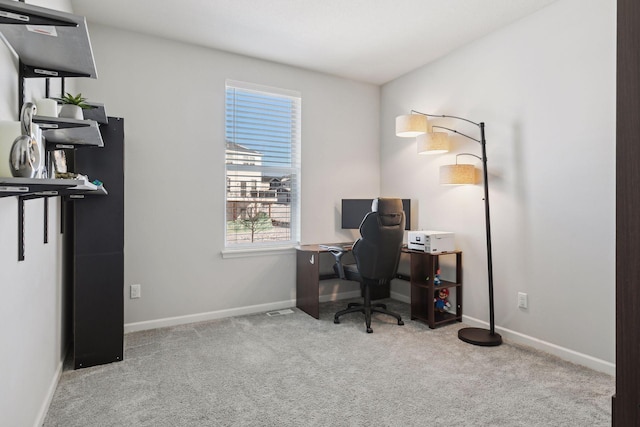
[440,164,477,185]
[417,132,449,154]
[396,114,428,137]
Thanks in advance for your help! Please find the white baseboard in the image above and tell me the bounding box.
[125,291,407,334]
[34,357,64,427]
[320,290,410,304]
[462,315,615,376]
[125,299,297,333]
[126,297,614,376]
[319,290,360,303]
[390,291,410,304]
[124,291,370,333]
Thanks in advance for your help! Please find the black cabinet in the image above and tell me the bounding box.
[64,117,124,369]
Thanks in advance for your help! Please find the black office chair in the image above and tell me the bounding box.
[327,198,405,333]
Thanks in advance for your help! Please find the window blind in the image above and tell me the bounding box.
[225,80,301,247]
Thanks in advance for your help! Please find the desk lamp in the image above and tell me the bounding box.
[396,110,502,347]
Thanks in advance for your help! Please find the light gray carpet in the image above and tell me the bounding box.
[44,299,614,426]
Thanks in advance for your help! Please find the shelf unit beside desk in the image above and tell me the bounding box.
[407,250,462,329]
[296,244,463,329]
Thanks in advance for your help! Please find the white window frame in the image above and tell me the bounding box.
[224,79,301,252]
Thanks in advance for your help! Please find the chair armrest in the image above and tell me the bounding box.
[320,245,346,279]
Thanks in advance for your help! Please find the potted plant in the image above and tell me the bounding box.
[56,92,94,120]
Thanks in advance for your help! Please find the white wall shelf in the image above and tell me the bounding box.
[0,0,106,261]
[0,0,97,79]
[33,116,104,148]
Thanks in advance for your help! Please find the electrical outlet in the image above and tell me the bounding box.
[518,292,528,309]
[130,284,141,299]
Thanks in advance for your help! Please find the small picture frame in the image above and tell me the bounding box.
[53,150,67,174]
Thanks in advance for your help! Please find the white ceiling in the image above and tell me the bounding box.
[70,0,557,85]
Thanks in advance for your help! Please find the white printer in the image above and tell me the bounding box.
[408,231,455,254]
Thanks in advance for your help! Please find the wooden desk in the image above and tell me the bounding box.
[295,243,463,328]
[295,243,351,319]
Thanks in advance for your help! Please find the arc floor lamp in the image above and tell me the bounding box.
[396,110,502,347]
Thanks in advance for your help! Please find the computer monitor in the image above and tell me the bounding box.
[341,199,411,230]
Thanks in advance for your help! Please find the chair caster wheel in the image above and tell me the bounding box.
[334,318,340,324]
[398,320,404,326]
[366,328,373,333]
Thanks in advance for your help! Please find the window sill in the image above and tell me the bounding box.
[221,246,296,259]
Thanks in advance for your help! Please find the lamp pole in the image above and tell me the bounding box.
[456,121,501,346]
[458,122,502,346]
[410,112,502,346]
[481,123,495,334]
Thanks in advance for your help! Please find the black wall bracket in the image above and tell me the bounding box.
[17,197,25,261]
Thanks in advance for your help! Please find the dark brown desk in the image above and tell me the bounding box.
[295,243,463,328]
[295,243,351,319]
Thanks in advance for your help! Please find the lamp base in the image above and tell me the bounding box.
[458,327,502,347]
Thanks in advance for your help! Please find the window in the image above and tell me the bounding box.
[225,80,301,247]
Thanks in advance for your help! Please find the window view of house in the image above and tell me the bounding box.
[224,81,300,246]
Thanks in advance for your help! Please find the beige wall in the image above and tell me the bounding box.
[0,1,617,423]
[0,1,76,425]
[75,24,381,328]
[382,0,615,371]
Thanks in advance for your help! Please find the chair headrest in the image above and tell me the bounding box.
[375,198,404,226]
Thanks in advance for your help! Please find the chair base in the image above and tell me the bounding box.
[334,301,404,333]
